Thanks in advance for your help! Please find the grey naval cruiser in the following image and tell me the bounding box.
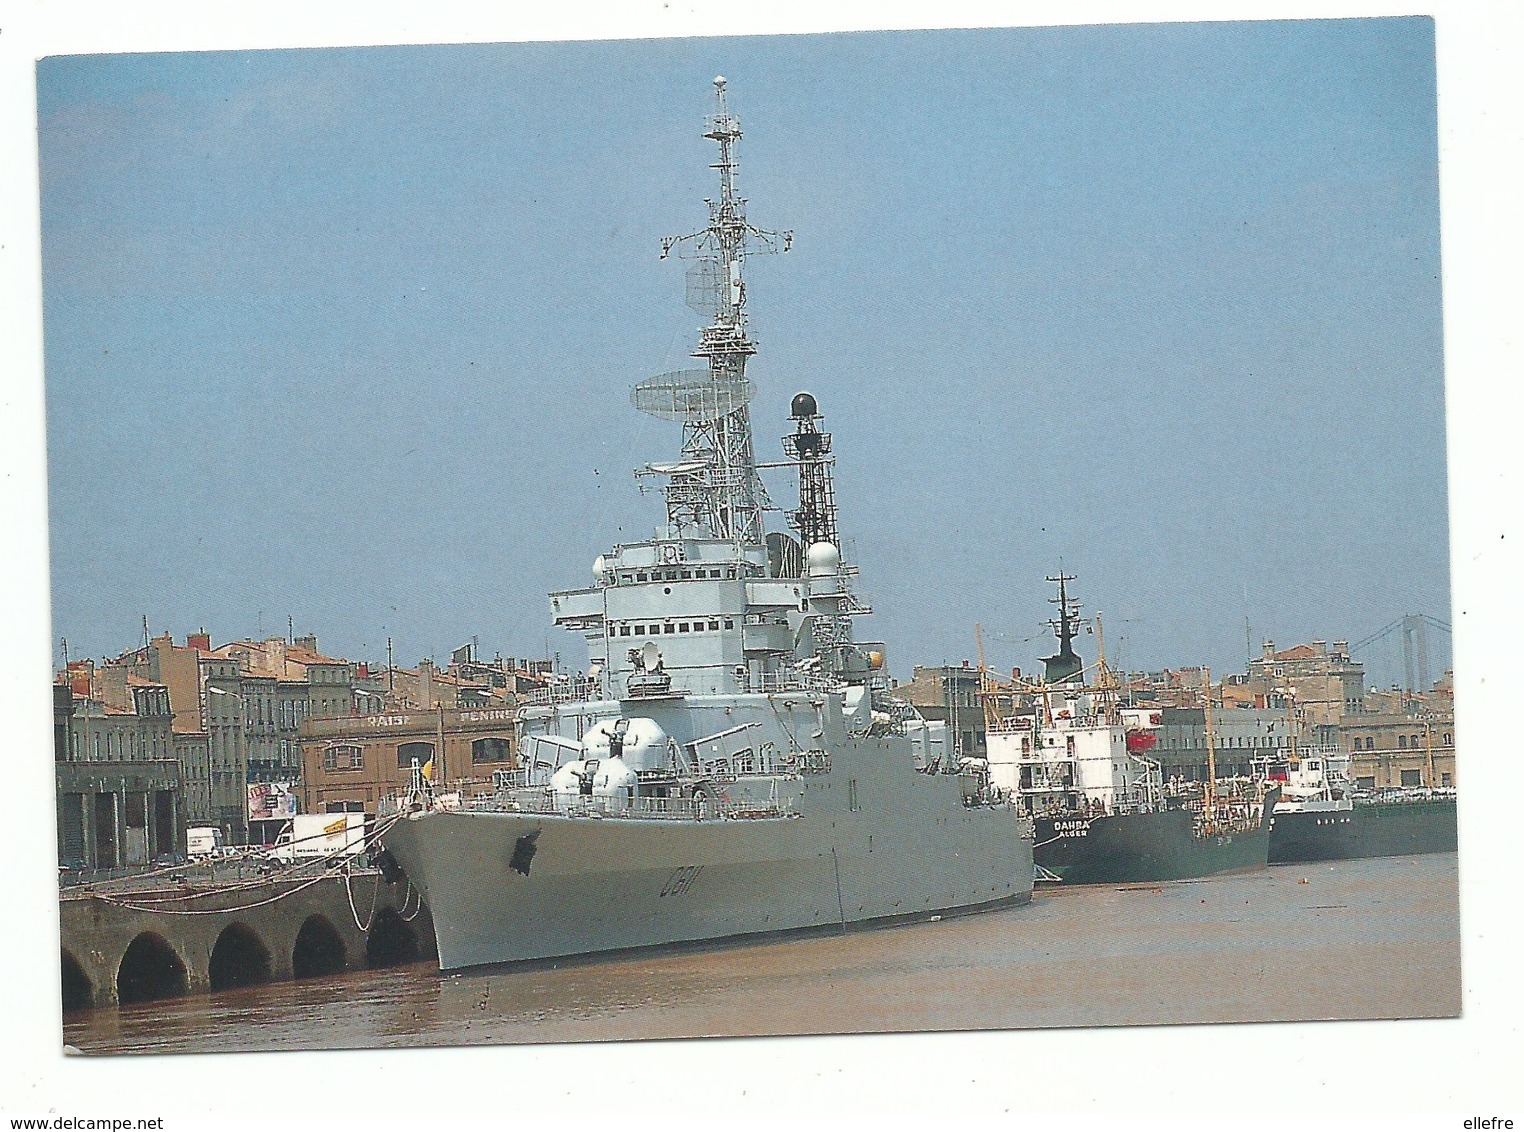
[380,78,1034,971]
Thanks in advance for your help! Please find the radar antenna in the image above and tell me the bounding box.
[782,391,869,617]
[634,76,792,547]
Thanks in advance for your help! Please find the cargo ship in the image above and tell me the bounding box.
[378,78,1033,971]
[984,575,1278,885]
[1263,750,1457,863]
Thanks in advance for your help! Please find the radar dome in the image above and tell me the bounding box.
[790,391,818,419]
[593,555,609,582]
[806,541,841,573]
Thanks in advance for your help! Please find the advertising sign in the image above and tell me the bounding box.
[248,782,299,822]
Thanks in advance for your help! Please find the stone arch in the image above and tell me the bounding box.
[291,914,347,980]
[366,907,420,968]
[208,921,273,991]
[117,932,189,1005]
[61,948,93,1013]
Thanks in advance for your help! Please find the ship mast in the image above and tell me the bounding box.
[1041,571,1084,685]
[636,77,791,548]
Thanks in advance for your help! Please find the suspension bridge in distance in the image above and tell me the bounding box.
[1348,613,1452,693]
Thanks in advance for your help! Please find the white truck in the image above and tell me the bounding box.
[187,825,225,860]
[267,813,368,865]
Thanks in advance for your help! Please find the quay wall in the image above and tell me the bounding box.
[59,870,436,1010]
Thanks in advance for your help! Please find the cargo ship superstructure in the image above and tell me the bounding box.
[983,576,1277,885]
[1263,749,1457,863]
[380,78,1033,971]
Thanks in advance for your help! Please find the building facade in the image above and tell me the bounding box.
[54,681,185,870]
[1152,706,1292,781]
[892,663,986,758]
[298,705,520,815]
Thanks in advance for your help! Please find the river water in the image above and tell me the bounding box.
[62,853,1461,1054]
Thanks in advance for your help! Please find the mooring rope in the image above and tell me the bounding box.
[343,868,383,932]
[82,811,408,913]
[398,878,422,922]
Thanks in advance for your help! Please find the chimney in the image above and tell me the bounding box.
[1333,639,1348,657]
[295,634,319,654]
[187,630,211,652]
[356,662,370,679]
[1262,640,1275,660]
[1313,639,1327,655]
[420,658,435,707]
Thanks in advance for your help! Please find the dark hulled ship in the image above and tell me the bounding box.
[1263,750,1457,864]
[984,575,1278,885]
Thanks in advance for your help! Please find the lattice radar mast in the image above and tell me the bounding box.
[632,76,792,547]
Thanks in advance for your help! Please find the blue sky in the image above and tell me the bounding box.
[38,19,1449,685]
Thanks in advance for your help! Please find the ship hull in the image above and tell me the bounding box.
[1268,798,1457,864]
[1033,792,1277,885]
[383,799,1032,970]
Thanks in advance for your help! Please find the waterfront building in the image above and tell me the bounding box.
[296,703,520,815]
[54,678,185,870]
[79,629,366,844]
[1247,638,1366,733]
[892,662,986,757]
[1152,706,1291,781]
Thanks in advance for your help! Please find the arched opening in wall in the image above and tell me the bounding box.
[208,922,272,991]
[366,908,419,968]
[117,933,188,1005]
[292,914,346,980]
[61,949,93,1013]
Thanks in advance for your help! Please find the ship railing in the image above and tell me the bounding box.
[749,670,843,695]
[523,677,604,707]
[479,788,795,822]
[987,718,1037,735]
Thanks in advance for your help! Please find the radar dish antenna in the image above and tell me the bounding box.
[685,256,726,315]
[632,368,755,423]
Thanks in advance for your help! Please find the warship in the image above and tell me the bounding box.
[1263,749,1458,863]
[983,575,1278,885]
[379,78,1034,971]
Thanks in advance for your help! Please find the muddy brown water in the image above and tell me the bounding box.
[63,853,1461,1054]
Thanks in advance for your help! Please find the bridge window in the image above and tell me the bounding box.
[472,737,512,764]
[397,742,434,770]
